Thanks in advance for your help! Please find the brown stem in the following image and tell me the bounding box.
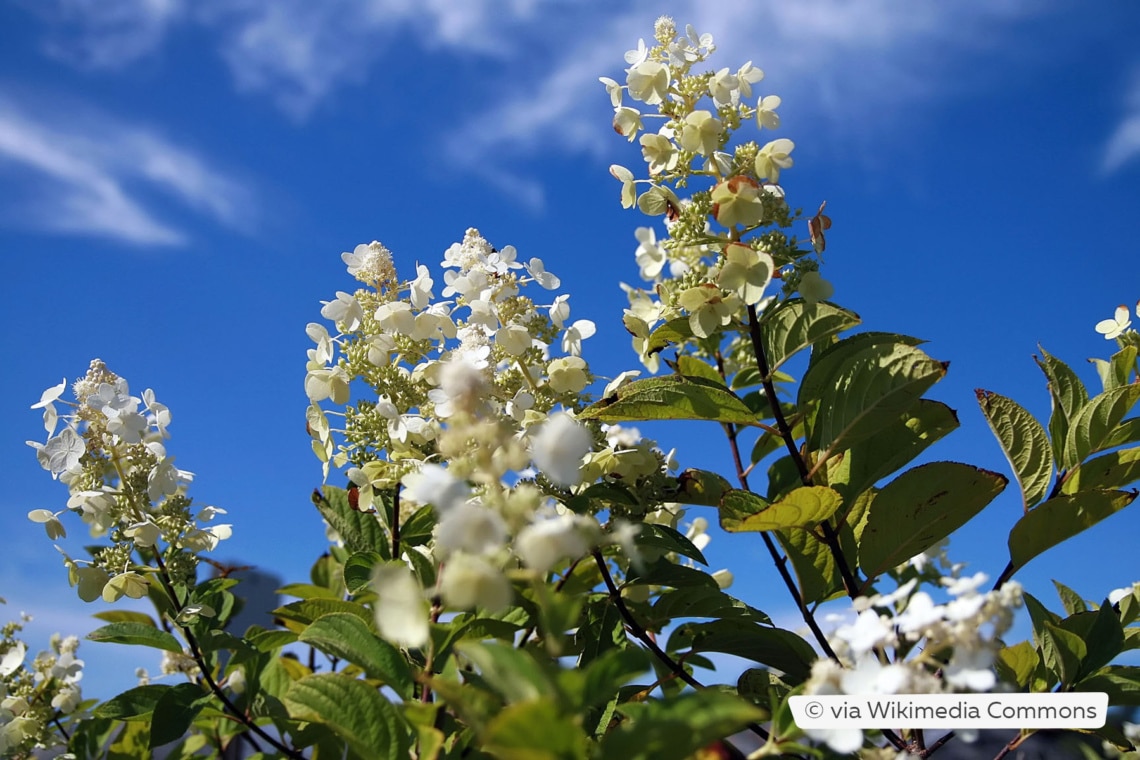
[151,552,306,760]
[738,306,906,753]
[591,550,770,744]
[743,304,862,596]
[392,487,402,560]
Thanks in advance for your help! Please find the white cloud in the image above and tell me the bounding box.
[0,95,254,245]
[29,0,184,69]
[443,0,1062,179]
[1103,69,1140,175]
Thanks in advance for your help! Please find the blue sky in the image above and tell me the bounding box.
[3,0,1140,700]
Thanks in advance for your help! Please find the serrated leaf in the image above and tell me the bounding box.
[1073,665,1140,705]
[579,647,651,710]
[859,462,1006,580]
[1061,605,1125,680]
[87,622,182,653]
[299,613,413,698]
[676,355,725,384]
[668,619,816,684]
[579,376,758,425]
[483,698,589,760]
[272,599,375,632]
[650,587,770,627]
[150,683,212,749]
[1052,580,1087,615]
[760,298,861,377]
[278,583,343,601]
[645,317,694,355]
[600,690,765,760]
[1063,446,1140,494]
[995,641,1038,688]
[673,469,732,507]
[91,610,157,626]
[311,486,389,557]
[344,550,385,594]
[283,673,406,759]
[1037,347,1088,463]
[1041,622,1086,685]
[724,486,842,532]
[637,523,707,565]
[717,489,770,532]
[1008,490,1137,573]
[826,399,959,505]
[800,341,947,463]
[977,389,1053,509]
[455,641,555,705]
[1063,385,1140,470]
[92,685,170,719]
[1095,346,1139,391]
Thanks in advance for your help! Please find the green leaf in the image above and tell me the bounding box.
[1093,345,1138,391]
[800,340,947,463]
[278,583,343,601]
[672,469,732,507]
[668,619,816,684]
[827,399,960,505]
[1052,580,1087,615]
[636,523,707,565]
[645,317,695,356]
[600,690,765,760]
[1063,384,1140,470]
[626,558,719,591]
[87,622,182,653]
[995,641,1038,689]
[273,598,375,632]
[283,673,406,759]
[579,647,651,710]
[676,355,725,384]
[650,587,770,627]
[718,489,770,532]
[482,698,589,760]
[859,462,1007,580]
[1058,605,1125,681]
[344,550,385,595]
[398,504,437,547]
[760,298,861,377]
[91,610,158,627]
[93,685,170,719]
[311,486,389,557]
[1036,347,1088,463]
[1063,446,1140,494]
[977,389,1053,509]
[1041,622,1086,685]
[723,486,842,532]
[1008,490,1138,573]
[578,375,758,425]
[149,683,211,749]
[455,641,556,705]
[1073,665,1140,705]
[299,613,413,698]
[1023,593,1061,646]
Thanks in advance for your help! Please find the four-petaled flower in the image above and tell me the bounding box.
[1096,303,1135,340]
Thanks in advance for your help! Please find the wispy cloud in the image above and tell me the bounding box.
[0,94,254,244]
[1103,68,1140,175]
[26,0,184,70]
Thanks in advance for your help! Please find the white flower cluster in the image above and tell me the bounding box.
[803,572,1024,753]
[601,20,832,377]
[27,360,231,603]
[1,620,86,756]
[307,229,684,649]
